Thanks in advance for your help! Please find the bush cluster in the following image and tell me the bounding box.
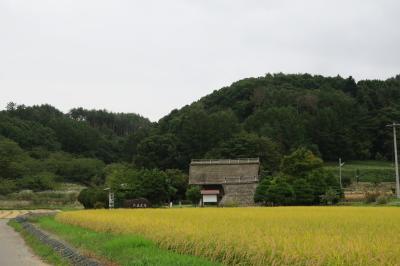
[77,189,108,209]
[78,166,188,208]
[255,148,342,206]
[7,190,79,206]
[364,192,390,205]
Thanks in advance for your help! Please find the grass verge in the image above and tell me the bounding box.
[324,160,394,182]
[35,216,219,266]
[8,219,70,266]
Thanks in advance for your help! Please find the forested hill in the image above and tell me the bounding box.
[1,73,400,189]
[150,73,400,171]
[0,104,152,164]
[0,104,154,193]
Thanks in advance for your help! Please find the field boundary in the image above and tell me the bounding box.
[12,213,101,266]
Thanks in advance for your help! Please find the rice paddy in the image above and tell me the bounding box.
[57,207,400,265]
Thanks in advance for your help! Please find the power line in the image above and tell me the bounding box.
[339,158,345,189]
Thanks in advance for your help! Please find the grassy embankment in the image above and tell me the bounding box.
[34,216,219,266]
[0,183,84,210]
[323,160,394,182]
[324,160,397,203]
[8,219,69,266]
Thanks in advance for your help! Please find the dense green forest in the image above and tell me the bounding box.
[1,73,400,204]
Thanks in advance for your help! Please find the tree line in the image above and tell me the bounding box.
[1,73,399,205]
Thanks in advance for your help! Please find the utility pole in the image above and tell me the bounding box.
[387,122,400,199]
[339,158,345,189]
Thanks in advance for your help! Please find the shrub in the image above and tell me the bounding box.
[321,188,340,205]
[0,179,18,195]
[265,180,294,206]
[292,178,314,205]
[94,201,105,209]
[364,192,380,203]
[254,178,271,204]
[78,189,92,208]
[341,175,352,187]
[18,172,57,191]
[307,169,342,204]
[281,148,323,178]
[78,188,108,209]
[180,200,192,205]
[186,185,201,205]
[30,191,79,205]
[376,195,389,205]
[10,190,36,201]
[223,200,239,207]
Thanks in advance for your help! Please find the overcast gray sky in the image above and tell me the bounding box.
[1,1,399,121]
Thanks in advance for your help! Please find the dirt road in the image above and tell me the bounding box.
[0,219,49,266]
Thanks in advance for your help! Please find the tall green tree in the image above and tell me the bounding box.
[135,134,181,170]
[281,148,323,178]
[207,133,282,172]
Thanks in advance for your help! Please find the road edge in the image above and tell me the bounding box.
[11,213,102,266]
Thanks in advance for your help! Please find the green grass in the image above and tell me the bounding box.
[324,160,395,182]
[324,160,393,169]
[0,182,85,210]
[35,216,219,266]
[8,219,70,266]
[386,198,400,206]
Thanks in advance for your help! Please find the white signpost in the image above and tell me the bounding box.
[109,192,115,209]
[104,188,114,209]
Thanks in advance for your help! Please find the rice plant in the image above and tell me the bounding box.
[57,207,400,265]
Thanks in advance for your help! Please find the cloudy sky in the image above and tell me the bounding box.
[1,1,399,121]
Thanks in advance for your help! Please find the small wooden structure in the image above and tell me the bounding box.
[123,198,151,208]
[189,158,260,206]
[200,189,220,204]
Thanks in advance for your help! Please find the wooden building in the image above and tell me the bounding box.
[189,158,260,206]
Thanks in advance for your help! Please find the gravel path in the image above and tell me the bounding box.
[0,219,49,266]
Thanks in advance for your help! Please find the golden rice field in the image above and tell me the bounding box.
[57,207,400,265]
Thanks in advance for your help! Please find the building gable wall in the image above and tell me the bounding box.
[189,159,260,185]
[189,158,260,206]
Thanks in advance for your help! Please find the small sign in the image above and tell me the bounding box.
[123,198,151,208]
[109,192,115,209]
[203,194,218,203]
